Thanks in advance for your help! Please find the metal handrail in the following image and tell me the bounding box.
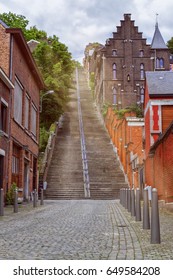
[76,68,90,198]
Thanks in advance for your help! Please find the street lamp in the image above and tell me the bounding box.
[40,90,54,113]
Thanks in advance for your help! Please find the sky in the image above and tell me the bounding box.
[0,0,173,62]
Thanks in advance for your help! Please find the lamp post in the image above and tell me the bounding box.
[40,90,54,113]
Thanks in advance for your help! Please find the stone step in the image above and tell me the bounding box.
[45,69,127,200]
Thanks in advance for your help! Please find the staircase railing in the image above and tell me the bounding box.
[39,116,64,182]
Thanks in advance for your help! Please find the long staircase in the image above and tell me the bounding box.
[45,68,128,199]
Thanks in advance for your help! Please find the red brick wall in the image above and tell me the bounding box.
[0,25,41,199]
[0,79,11,193]
[145,131,173,202]
[163,133,173,202]
[0,25,10,75]
[105,107,144,188]
[8,35,40,195]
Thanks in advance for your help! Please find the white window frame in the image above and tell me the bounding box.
[31,103,37,138]
[25,94,30,130]
[14,78,23,125]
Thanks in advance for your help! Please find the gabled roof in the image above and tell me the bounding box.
[151,23,168,49]
[6,28,44,89]
[0,67,14,89]
[146,71,173,96]
[0,19,9,28]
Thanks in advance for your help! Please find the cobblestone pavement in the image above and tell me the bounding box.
[0,200,173,260]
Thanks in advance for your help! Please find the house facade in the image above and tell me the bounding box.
[0,68,14,192]
[0,20,44,202]
[86,14,170,110]
[144,71,173,202]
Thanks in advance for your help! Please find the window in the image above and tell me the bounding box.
[156,58,164,69]
[113,88,117,105]
[14,79,23,124]
[112,50,117,56]
[139,50,144,57]
[113,63,117,79]
[0,155,4,189]
[160,58,164,68]
[25,94,30,130]
[31,103,37,137]
[156,58,160,69]
[12,144,20,186]
[140,64,145,79]
[12,155,19,174]
[140,87,145,103]
[0,100,8,133]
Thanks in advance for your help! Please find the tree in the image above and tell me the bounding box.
[0,11,75,150]
[0,12,47,41]
[167,38,173,54]
[33,37,74,129]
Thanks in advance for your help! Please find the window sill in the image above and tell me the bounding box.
[0,130,9,138]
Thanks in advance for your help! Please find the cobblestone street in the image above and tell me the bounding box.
[0,200,173,260]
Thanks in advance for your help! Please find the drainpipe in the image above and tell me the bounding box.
[6,34,14,192]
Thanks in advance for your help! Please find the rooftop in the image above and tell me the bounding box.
[151,23,168,49]
[146,71,173,96]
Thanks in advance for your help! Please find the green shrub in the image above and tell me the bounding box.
[6,182,18,205]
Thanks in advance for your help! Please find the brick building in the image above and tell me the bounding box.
[86,14,170,110]
[105,107,144,190]
[0,19,44,201]
[0,68,14,192]
[148,122,173,203]
[144,71,173,202]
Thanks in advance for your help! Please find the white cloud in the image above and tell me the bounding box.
[1,0,173,62]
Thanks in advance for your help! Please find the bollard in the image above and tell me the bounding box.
[127,188,131,212]
[143,188,150,229]
[136,188,141,221]
[131,188,136,217]
[125,188,128,209]
[40,188,44,206]
[0,189,4,216]
[120,189,123,205]
[151,188,161,244]
[122,189,125,207]
[33,189,37,208]
[14,189,18,213]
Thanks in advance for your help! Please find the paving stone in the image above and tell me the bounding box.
[0,200,173,259]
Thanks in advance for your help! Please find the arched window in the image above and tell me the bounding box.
[156,58,160,69]
[112,50,117,56]
[140,87,145,103]
[113,63,116,79]
[113,88,117,105]
[160,58,164,68]
[139,50,144,57]
[140,64,145,79]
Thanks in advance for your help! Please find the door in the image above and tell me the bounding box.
[0,155,4,189]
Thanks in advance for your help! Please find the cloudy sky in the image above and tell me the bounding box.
[0,0,173,62]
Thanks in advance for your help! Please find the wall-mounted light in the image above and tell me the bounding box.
[40,90,54,113]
